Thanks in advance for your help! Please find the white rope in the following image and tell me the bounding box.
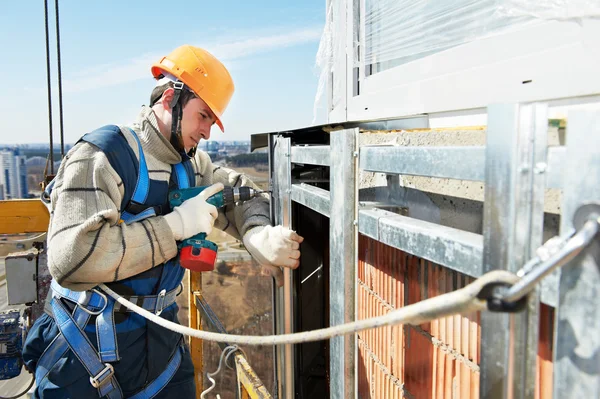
[200,345,239,399]
[99,270,518,346]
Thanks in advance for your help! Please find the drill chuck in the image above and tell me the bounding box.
[222,187,262,206]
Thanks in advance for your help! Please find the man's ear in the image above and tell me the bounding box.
[161,87,175,110]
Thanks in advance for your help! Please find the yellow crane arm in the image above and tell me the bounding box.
[0,200,50,234]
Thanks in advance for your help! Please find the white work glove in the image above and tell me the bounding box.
[243,225,304,286]
[163,183,224,241]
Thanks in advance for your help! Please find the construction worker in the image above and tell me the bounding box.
[21,44,304,398]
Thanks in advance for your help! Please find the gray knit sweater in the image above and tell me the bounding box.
[47,106,271,291]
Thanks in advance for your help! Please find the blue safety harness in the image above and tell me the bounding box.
[35,125,194,398]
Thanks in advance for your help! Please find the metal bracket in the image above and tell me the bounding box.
[477,281,528,313]
[573,202,600,231]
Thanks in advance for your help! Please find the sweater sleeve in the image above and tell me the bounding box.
[191,150,271,240]
[47,143,178,291]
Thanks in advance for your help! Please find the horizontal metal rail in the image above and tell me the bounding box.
[290,184,330,217]
[360,146,486,181]
[359,145,565,188]
[359,208,484,277]
[287,146,561,304]
[290,145,331,166]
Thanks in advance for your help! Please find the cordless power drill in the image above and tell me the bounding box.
[168,186,265,272]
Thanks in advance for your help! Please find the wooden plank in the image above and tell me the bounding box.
[0,200,49,234]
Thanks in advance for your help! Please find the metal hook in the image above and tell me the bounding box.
[200,345,239,399]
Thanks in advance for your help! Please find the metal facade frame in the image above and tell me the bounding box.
[329,129,358,399]
[554,110,600,397]
[268,102,599,398]
[479,103,548,399]
[273,136,295,399]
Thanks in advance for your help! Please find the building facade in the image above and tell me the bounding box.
[0,149,28,199]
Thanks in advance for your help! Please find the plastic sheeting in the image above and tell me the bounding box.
[359,0,600,71]
[500,0,600,21]
[312,2,334,124]
[312,0,600,123]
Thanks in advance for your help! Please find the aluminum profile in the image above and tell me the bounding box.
[360,146,485,181]
[290,145,330,166]
[358,208,483,278]
[290,184,330,217]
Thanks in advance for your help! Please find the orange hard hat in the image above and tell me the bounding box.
[151,45,234,132]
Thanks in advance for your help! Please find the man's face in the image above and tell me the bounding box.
[180,96,217,150]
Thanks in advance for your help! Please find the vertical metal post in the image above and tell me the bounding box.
[554,110,600,397]
[329,128,358,399]
[480,103,547,399]
[273,136,294,399]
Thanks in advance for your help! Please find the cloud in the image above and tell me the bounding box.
[62,26,323,94]
[62,53,158,93]
[207,27,323,60]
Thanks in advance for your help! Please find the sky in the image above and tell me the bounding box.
[0,0,327,145]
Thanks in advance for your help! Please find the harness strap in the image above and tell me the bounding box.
[52,297,124,399]
[173,163,190,189]
[50,280,107,312]
[36,303,91,384]
[120,128,151,225]
[128,343,185,399]
[97,299,119,363]
[40,125,193,397]
[51,281,181,315]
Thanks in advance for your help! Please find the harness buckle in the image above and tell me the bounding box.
[155,289,167,316]
[78,289,109,316]
[89,362,115,388]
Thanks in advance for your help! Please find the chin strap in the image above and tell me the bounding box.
[169,81,197,159]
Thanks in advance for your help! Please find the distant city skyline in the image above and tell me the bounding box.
[0,149,29,199]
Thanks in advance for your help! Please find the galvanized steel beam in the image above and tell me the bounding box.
[290,145,330,166]
[272,136,295,399]
[329,128,358,399]
[480,103,547,399]
[554,110,600,398]
[358,208,483,278]
[360,146,486,181]
[360,145,565,189]
[290,184,330,217]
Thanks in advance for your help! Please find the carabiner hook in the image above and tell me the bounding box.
[200,345,239,399]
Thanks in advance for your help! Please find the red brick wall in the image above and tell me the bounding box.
[357,235,554,399]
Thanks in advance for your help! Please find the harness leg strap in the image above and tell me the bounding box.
[51,298,124,399]
[129,343,185,399]
[36,300,92,384]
